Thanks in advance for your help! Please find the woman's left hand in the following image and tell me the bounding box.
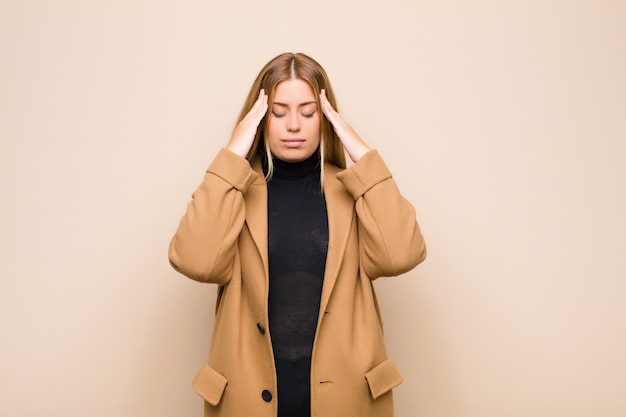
[320,89,371,162]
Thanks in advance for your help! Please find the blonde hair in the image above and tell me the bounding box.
[236,52,346,180]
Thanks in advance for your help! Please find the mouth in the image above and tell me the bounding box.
[281,138,305,148]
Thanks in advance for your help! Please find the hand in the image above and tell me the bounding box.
[320,89,370,162]
[226,89,268,158]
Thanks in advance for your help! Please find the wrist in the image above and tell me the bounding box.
[348,144,371,162]
[226,142,249,159]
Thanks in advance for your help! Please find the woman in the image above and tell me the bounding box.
[169,52,426,417]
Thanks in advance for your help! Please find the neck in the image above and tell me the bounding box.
[265,151,321,181]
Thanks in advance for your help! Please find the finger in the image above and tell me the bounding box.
[252,89,267,112]
[245,89,268,122]
[320,91,343,129]
[253,92,268,122]
[251,89,266,113]
[319,89,335,120]
[320,89,331,113]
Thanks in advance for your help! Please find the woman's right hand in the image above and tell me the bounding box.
[226,89,268,158]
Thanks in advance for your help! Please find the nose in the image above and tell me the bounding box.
[286,113,300,132]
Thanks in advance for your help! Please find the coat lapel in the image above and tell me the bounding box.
[319,163,355,316]
[245,158,269,276]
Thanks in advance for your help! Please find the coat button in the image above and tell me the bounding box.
[256,322,266,334]
[261,389,272,402]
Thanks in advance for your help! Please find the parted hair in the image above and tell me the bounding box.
[237,52,346,179]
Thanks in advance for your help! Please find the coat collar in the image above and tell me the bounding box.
[245,158,354,314]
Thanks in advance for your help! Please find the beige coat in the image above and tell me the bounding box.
[169,148,426,417]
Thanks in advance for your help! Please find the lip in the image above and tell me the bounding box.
[281,138,305,148]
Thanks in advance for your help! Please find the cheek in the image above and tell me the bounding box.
[267,119,281,140]
[310,117,322,140]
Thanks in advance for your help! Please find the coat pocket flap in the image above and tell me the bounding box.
[192,364,228,406]
[365,359,404,400]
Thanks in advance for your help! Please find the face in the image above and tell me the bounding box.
[267,79,321,162]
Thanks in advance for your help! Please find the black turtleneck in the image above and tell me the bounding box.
[265,151,328,417]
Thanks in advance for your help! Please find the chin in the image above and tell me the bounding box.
[273,149,315,163]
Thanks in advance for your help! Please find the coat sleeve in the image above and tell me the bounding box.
[168,148,258,284]
[336,150,426,279]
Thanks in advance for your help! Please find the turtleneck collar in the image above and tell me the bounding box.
[264,150,321,181]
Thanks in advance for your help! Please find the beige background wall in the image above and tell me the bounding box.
[1,1,625,416]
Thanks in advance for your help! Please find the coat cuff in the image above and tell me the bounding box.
[336,150,392,199]
[206,148,258,192]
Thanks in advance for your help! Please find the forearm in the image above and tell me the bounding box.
[168,149,257,283]
[337,150,426,278]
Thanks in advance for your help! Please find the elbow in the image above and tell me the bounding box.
[394,241,426,276]
[404,227,427,271]
[412,238,427,268]
[364,232,427,279]
[168,246,203,282]
[168,242,230,285]
[404,220,427,270]
[386,233,427,277]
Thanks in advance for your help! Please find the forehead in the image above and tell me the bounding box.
[273,79,316,104]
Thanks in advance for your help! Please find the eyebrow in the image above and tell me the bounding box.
[272,101,317,108]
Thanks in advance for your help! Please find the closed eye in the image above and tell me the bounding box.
[272,112,286,118]
[302,111,316,118]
